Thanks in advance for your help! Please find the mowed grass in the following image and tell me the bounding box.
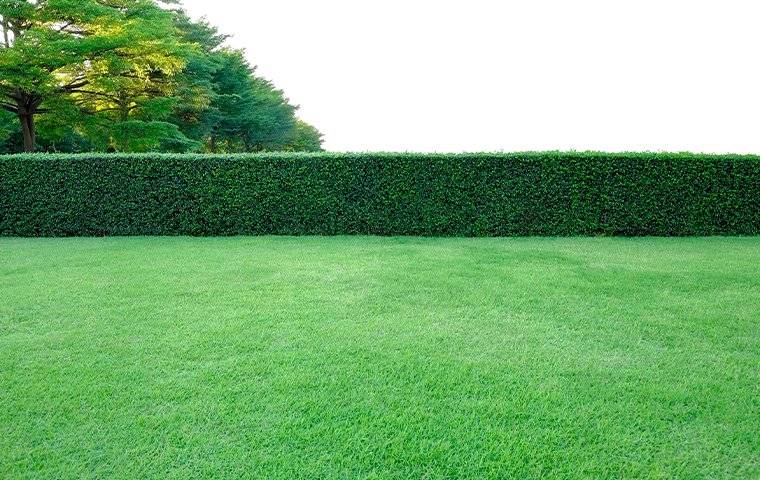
[1,237,758,479]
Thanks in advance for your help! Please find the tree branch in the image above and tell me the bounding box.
[62,80,90,91]
[56,21,74,33]
[0,102,18,113]
[2,90,24,102]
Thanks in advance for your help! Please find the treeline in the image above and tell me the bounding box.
[0,1,323,153]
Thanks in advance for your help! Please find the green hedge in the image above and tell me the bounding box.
[1,152,758,236]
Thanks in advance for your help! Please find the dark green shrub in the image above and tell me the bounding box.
[1,152,758,236]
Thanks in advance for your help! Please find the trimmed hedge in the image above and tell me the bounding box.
[1,152,758,236]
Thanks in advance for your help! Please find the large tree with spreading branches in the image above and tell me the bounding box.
[0,0,187,151]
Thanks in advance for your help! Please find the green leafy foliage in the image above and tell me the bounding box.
[285,120,324,152]
[168,12,225,143]
[203,50,301,152]
[105,121,201,153]
[1,152,757,236]
[0,108,14,146]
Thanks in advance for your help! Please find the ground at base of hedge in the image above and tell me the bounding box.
[1,237,758,479]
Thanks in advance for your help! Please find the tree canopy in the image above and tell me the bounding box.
[0,1,323,152]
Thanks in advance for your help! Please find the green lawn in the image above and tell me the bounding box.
[1,237,758,479]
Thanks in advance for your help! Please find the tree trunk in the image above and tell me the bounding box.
[20,112,35,152]
[14,91,42,153]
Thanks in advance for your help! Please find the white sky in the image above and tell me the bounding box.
[181,0,760,153]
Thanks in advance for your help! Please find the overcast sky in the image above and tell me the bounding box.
[181,0,760,153]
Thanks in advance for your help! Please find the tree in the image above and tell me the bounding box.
[168,11,226,143]
[285,119,324,152]
[206,49,259,152]
[168,15,300,153]
[240,75,298,151]
[0,0,187,151]
[207,49,299,152]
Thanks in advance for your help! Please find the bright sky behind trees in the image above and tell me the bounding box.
[183,0,760,153]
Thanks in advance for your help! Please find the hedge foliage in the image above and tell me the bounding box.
[1,152,758,236]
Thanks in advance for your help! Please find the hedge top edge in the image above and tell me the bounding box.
[2,151,760,161]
